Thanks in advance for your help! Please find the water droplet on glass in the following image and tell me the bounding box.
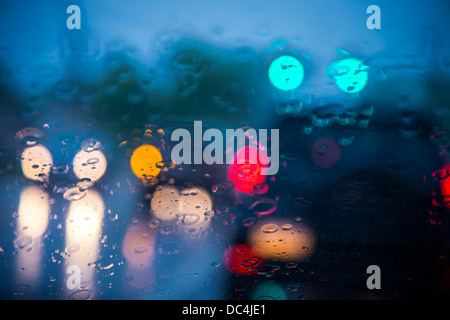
[211,261,222,268]
[14,235,32,250]
[15,127,44,146]
[160,225,175,235]
[134,244,149,253]
[148,218,161,229]
[63,187,87,201]
[242,217,257,228]
[261,223,279,234]
[81,138,101,153]
[176,213,200,226]
[212,181,235,193]
[293,197,312,208]
[69,289,93,300]
[249,198,277,216]
[158,241,181,255]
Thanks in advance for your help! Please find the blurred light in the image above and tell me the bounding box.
[326,57,368,93]
[151,185,181,221]
[130,144,163,180]
[247,218,315,261]
[268,55,304,91]
[72,148,107,182]
[122,220,156,289]
[222,244,265,276]
[150,185,213,246]
[17,185,50,239]
[228,146,267,193]
[15,185,50,286]
[65,188,104,297]
[311,137,341,168]
[20,144,53,182]
[438,164,450,208]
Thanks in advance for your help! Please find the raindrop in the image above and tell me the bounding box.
[261,223,279,234]
[337,136,355,146]
[14,235,32,250]
[69,289,93,300]
[158,241,181,255]
[53,80,78,100]
[63,187,87,201]
[14,284,31,295]
[249,198,277,216]
[286,284,301,292]
[134,244,149,253]
[65,244,80,254]
[286,261,298,268]
[253,183,269,194]
[275,100,302,116]
[281,223,293,230]
[242,217,257,228]
[256,264,280,278]
[176,213,201,226]
[15,128,44,146]
[235,244,252,254]
[160,225,175,235]
[211,181,235,193]
[293,197,312,208]
[240,257,263,270]
[52,163,69,175]
[81,138,101,153]
[148,218,161,229]
[86,158,100,165]
[77,178,94,192]
[211,261,222,268]
[171,50,204,71]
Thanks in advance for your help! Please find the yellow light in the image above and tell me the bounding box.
[20,144,53,182]
[130,144,163,179]
[247,218,315,261]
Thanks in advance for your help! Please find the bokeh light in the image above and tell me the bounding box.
[326,57,368,93]
[247,218,315,261]
[228,146,267,193]
[17,185,50,239]
[20,144,53,182]
[268,55,304,91]
[438,163,450,208]
[311,137,341,168]
[130,144,163,180]
[150,184,181,221]
[65,189,104,298]
[15,185,50,286]
[150,185,213,245]
[72,148,107,182]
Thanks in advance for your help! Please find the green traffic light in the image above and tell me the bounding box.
[326,57,369,93]
[268,55,304,91]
